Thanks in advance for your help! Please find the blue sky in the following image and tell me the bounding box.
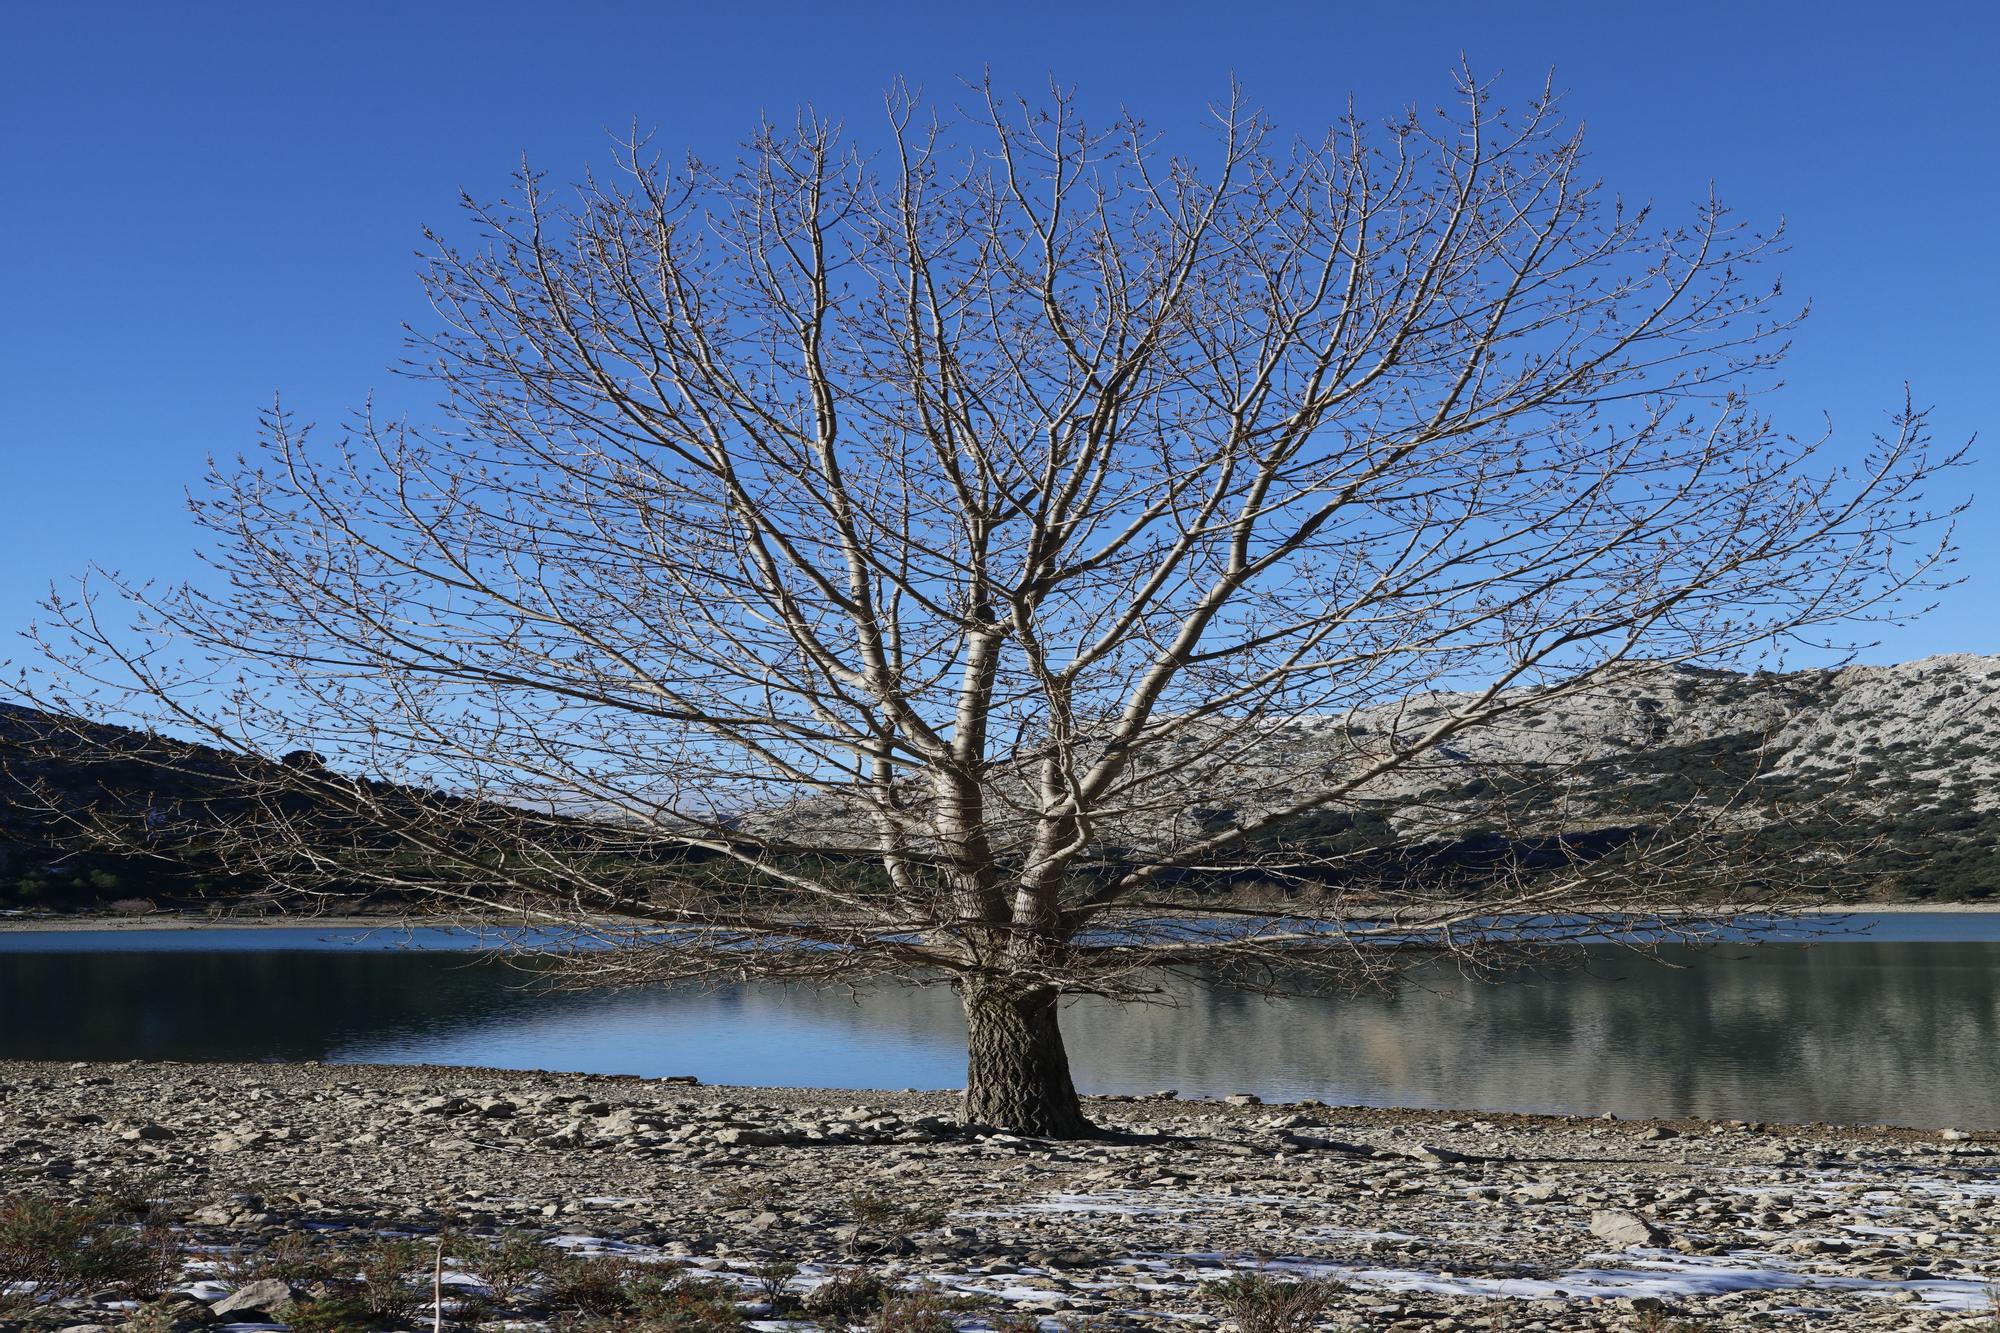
[4,1,1993,667]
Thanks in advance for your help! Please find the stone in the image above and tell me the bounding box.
[122,1296,215,1333]
[713,1127,787,1147]
[1223,1093,1262,1107]
[1404,1142,1483,1165]
[1279,1131,1373,1156]
[211,1279,295,1318]
[1589,1209,1665,1248]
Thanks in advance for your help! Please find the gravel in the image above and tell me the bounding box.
[3,1060,1997,1332]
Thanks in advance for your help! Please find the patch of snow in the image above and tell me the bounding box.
[1119,1247,1997,1313]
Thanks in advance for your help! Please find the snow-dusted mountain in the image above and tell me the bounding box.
[750,654,2000,901]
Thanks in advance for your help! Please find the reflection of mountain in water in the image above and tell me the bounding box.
[1,949,542,1063]
[4,935,1996,1128]
[1049,944,2000,1127]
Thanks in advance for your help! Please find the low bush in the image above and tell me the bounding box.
[352,1236,425,1325]
[1631,1306,1717,1333]
[1199,1272,1342,1333]
[451,1228,552,1309]
[622,1275,745,1333]
[280,1293,383,1333]
[986,1315,1051,1333]
[223,1231,342,1286]
[751,1259,800,1315]
[843,1192,946,1257]
[262,1234,427,1330]
[802,1266,890,1323]
[544,1252,647,1317]
[0,1192,176,1311]
[871,1282,989,1333]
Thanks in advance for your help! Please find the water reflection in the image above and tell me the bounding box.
[1,925,1995,1128]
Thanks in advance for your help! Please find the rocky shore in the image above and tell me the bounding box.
[2,1061,1995,1332]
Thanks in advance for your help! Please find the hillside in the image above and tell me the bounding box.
[0,706,540,912]
[1198,653,2000,900]
[0,703,275,908]
[749,654,2000,902]
[5,655,1996,909]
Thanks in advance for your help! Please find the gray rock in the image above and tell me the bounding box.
[1222,1093,1262,1107]
[1589,1209,1665,1248]
[122,1296,214,1332]
[1403,1142,1487,1165]
[713,1127,788,1147]
[211,1278,295,1318]
[1279,1131,1373,1156]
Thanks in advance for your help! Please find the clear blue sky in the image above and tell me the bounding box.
[4,1,1992,667]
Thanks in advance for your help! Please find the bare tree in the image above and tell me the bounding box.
[12,70,1957,1136]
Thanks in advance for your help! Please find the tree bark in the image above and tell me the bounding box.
[960,982,1093,1138]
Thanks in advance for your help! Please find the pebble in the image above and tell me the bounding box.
[0,1059,1992,1333]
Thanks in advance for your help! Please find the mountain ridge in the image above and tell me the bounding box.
[4,654,1995,908]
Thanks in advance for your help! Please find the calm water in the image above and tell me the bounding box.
[1,915,1996,1129]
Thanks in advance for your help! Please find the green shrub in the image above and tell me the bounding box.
[803,1266,890,1323]
[451,1228,551,1309]
[550,1272,745,1333]
[843,1192,945,1257]
[224,1231,340,1286]
[281,1293,382,1333]
[259,1236,436,1331]
[0,1193,176,1311]
[1631,1305,1717,1333]
[624,1275,745,1333]
[96,1172,180,1224]
[1199,1273,1342,1333]
[352,1236,424,1325]
[751,1259,800,1315]
[986,1315,1051,1333]
[872,1283,988,1333]
[545,1252,646,1317]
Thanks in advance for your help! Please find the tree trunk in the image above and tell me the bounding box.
[960,982,1093,1138]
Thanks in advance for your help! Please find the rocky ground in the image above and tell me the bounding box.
[2,1061,1996,1332]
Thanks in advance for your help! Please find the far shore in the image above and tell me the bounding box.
[0,911,501,932]
[3,900,1998,933]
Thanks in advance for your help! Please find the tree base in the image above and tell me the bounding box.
[960,982,1094,1138]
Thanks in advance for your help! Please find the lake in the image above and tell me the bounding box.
[2,913,1996,1129]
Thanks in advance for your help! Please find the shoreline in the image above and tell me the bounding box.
[2,1059,1994,1331]
[2,1058,1995,1140]
[5,900,1999,933]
